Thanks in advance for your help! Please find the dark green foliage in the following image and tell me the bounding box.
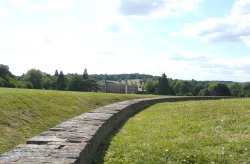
[210,83,231,96]
[67,75,85,91]
[158,73,171,95]
[56,71,66,90]
[26,82,33,89]
[193,84,204,96]
[230,83,242,97]
[6,77,17,88]
[43,74,56,90]
[54,70,59,77]
[90,73,157,81]
[173,80,193,96]
[198,88,211,96]
[0,77,5,87]
[242,82,250,90]
[24,69,44,89]
[67,75,99,92]
[0,64,17,87]
[82,68,89,80]
[16,81,33,89]
[241,82,250,97]
[0,64,12,79]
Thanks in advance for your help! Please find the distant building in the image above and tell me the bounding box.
[125,83,138,94]
[98,80,138,94]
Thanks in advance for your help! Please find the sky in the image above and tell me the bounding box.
[1,0,250,82]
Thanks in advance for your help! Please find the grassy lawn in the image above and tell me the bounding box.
[103,99,250,163]
[0,87,154,154]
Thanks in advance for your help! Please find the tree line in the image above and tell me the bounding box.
[144,73,250,97]
[1,64,250,97]
[0,64,98,92]
[90,73,157,81]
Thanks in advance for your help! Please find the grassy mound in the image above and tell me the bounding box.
[0,88,153,154]
[103,99,250,163]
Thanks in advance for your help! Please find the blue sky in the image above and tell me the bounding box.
[1,0,250,82]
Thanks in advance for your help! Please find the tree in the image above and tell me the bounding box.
[241,82,250,97]
[67,75,84,91]
[0,64,11,79]
[24,69,44,89]
[230,83,242,97]
[16,81,33,89]
[144,80,155,94]
[87,79,99,92]
[67,75,99,92]
[0,77,5,87]
[193,84,204,96]
[173,80,193,96]
[82,68,88,80]
[6,77,17,88]
[43,74,55,90]
[0,64,17,87]
[56,71,66,90]
[198,88,211,96]
[54,70,59,77]
[158,73,171,95]
[210,83,231,96]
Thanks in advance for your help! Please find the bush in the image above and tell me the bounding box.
[67,76,84,91]
[5,77,17,88]
[199,88,211,96]
[210,83,231,96]
[0,77,5,87]
[16,81,33,89]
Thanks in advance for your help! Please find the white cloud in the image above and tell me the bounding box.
[1,0,249,82]
[2,32,250,81]
[231,0,250,16]
[90,49,250,81]
[85,0,133,35]
[175,0,250,46]
[167,51,250,81]
[118,0,203,19]
[119,0,165,16]
[91,0,203,35]
[93,15,133,35]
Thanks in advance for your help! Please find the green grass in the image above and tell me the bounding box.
[0,87,154,154]
[103,99,250,163]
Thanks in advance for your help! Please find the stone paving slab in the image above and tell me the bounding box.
[27,136,67,145]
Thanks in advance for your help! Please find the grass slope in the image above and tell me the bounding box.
[0,88,153,154]
[103,99,250,163]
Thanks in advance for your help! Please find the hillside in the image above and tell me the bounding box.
[0,88,153,154]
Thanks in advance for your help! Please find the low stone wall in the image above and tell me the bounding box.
[0,96,231,164]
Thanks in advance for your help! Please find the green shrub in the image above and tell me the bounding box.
[0,77,5,87]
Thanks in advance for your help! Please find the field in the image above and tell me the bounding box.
[0,88,153,154]
[103,99,250,163]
